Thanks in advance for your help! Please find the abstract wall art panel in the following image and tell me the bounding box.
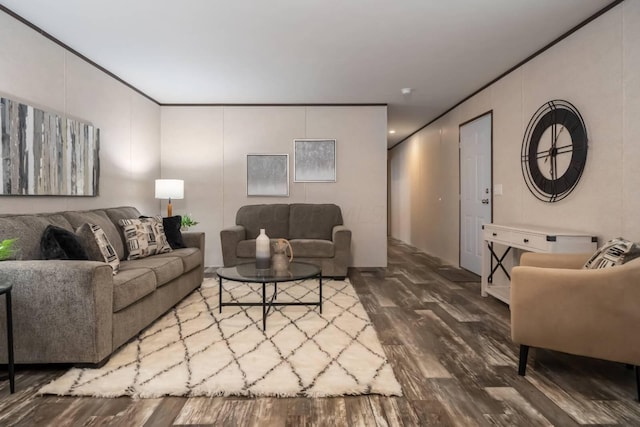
[247,154,289,197]
[294,139,336,182]
[0,97,100,196]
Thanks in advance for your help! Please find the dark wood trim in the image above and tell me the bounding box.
[389,0,625,151]
[160,103,387,107]
[0,5,160,105]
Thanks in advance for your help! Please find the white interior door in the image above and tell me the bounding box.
[460,113,492,275]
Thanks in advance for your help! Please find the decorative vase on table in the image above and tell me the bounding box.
[272,238,293,274]
[255,229,271,270]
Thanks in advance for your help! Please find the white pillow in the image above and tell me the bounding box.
[583,237,640,269]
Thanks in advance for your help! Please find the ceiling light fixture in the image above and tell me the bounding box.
[401,88,413,95]
[389,130,396,134]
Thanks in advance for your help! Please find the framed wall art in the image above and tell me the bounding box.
[246,154,289,196]
[294,139,336,182]
[0,97,100,196]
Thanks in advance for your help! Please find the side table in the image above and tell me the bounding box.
[0,284,14,393]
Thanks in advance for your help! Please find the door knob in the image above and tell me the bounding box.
[481,199,489,204]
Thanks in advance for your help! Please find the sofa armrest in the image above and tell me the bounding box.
[182,231,206,276]
[0,260,114,364]
[182,231,205,252]
[510,260,640,365]
[220,225,246,266]
[332,225,352,274]
[519,252,592,269]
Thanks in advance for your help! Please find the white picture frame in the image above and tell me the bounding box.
[294,139,336,182]
[246,154,289,197]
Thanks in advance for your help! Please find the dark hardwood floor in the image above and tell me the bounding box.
[0,238,638,426]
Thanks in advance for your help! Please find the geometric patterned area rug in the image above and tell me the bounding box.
[40,277,402,398]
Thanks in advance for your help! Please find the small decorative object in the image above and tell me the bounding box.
[247,154,289,197]
[521,100,588,203]
[155,179,184,216]
[294,139,336,182]
[255,229,271,269]
[271,238,293,272]
[180,214,199,231]
[0,97,100,196]
[0,238,17,260]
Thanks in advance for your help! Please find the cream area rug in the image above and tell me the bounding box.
[40,277,402,398]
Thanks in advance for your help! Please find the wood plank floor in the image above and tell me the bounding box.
[0,238,638,426]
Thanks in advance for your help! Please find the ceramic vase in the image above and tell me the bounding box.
[256,229,270,269]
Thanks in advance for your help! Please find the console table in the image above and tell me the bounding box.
[481,223,597,304]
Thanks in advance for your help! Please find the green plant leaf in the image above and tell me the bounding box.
[0,238,18,261]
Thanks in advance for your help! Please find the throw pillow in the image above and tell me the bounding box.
[40,225,89,260]
[583,237,640,269]
[118,216,172,260]
[76,223,120,274]
[162,215,186,249]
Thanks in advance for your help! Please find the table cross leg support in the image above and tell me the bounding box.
[488,242,511,283]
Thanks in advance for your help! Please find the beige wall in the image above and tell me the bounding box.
[161,106,388,268]
[0,12,161,216]
[389,2,638,266]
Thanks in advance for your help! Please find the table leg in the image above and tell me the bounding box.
[262,282,266,330]
[6,290,14,394]
[219,276,222,313]
[274,282,277,300]
[319,274,323,314]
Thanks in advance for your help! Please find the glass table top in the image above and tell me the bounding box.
[216,262,321,283]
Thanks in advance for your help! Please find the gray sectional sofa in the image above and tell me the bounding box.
[220,203,351,278]
[0,206,204,366]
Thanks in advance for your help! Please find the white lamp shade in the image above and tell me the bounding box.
[155,179,184,199]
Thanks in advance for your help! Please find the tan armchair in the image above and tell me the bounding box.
[511,252,640,401]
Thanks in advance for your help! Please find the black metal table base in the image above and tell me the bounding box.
[218,274,323,330]
[487,242,511,284]
[0,286,14,393]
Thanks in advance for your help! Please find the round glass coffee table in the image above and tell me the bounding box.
[216,262,322,330]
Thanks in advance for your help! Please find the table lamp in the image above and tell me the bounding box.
[155,179,184,217]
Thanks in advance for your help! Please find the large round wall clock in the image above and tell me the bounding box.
[521,99,588,203]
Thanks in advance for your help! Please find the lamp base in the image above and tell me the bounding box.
[167,201,173,217]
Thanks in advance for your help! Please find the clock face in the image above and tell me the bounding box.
[521,100,588,202]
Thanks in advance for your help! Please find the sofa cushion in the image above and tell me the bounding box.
[118,217,172,260]
[236,204,290,239]
[40,225,89,260]
[119,256,183,287]
[0,214,73,260]
[290,239,335,258]
[154,247,201,272]
[76,223,120,275]
[64,210,125,260]
[112,268,156,312]
[289,204,343,240]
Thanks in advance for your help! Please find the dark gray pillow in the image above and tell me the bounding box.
[40,225,89,260]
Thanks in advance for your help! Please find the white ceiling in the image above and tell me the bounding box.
[0,0,612,147]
